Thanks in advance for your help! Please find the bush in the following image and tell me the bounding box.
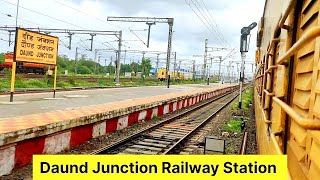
[25,79,48,88]
[3,68,12,75]
[68,76,75,85]
[231,86,253,111]
[222,119,243,133]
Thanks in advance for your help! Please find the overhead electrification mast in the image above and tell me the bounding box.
[107,16,174,88]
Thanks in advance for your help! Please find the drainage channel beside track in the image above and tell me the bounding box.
[92,89,240,155]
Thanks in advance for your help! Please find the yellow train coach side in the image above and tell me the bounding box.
[157,69,187,81]
[255,0,320,179]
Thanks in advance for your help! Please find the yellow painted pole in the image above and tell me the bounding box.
[53,65,57,98]
[9,62,17,102]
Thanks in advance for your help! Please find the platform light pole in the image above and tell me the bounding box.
[239,22,257,109]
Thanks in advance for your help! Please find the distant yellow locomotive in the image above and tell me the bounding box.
[255,0,320,179]
[157,68,188,81]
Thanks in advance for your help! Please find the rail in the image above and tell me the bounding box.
[163,90,240,154]
[239,132,248,155]
[91,88,239,155]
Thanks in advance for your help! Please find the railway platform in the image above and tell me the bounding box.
[0,83,237,176]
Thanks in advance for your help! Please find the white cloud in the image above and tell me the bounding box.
[0,0,264,74]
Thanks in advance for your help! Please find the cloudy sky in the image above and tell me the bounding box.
[0,0,265,75]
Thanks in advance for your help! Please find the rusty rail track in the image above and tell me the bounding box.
[91,88,240,155]
[239,131,248,155]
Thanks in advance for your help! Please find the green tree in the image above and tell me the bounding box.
[120,64,132,74]
[0,53,5,64]
[141,58,152,76]
[77,64,92,74]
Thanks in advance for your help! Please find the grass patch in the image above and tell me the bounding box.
[151,116,162,121]
[231,86,253,111]
[222,119,243,133]
[0,76,218,91]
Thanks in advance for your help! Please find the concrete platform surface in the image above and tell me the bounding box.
[0,83,238,176]
[0,84,232,119]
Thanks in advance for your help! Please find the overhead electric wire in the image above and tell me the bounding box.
[184,0,221,46]
[54,0,145,50]
[192,0,228,46]
[198,0,230,47]
[0,0,118,52]
[54,0,123,30]
[0,0,88,30]
[0,9,102,52]
[188,0,228,47]
[185,0,226,47]
[0,11,43,28]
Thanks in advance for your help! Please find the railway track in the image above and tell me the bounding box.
[91,89,240,155]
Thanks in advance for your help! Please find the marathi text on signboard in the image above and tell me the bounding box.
[15,28,58,65]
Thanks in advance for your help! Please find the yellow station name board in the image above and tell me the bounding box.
[15,28,58,65]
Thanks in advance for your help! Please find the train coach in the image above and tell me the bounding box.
[157,68,193,81]
[0,52,48,74]
[255,0,320,179]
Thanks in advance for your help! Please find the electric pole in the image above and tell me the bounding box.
[156,54,160,76]
[142,51,145,59]
[192,60,196,81]
[106,16,174,88]
[166,18,174,88]
[173,52,177,81]
[105,59,107,76]
[75,47,78,74]
[207,64,210,85]
[94,49,98,74]
[146,22,156,47]
[97,56,101,75]
[110,56,113,75]
[124,49,127,64]
[116,31,122,85]
[15,0,20,27]
[203,39,208,80]
[218,56,222,82]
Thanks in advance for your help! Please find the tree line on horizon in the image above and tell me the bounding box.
[0,53,153,76]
